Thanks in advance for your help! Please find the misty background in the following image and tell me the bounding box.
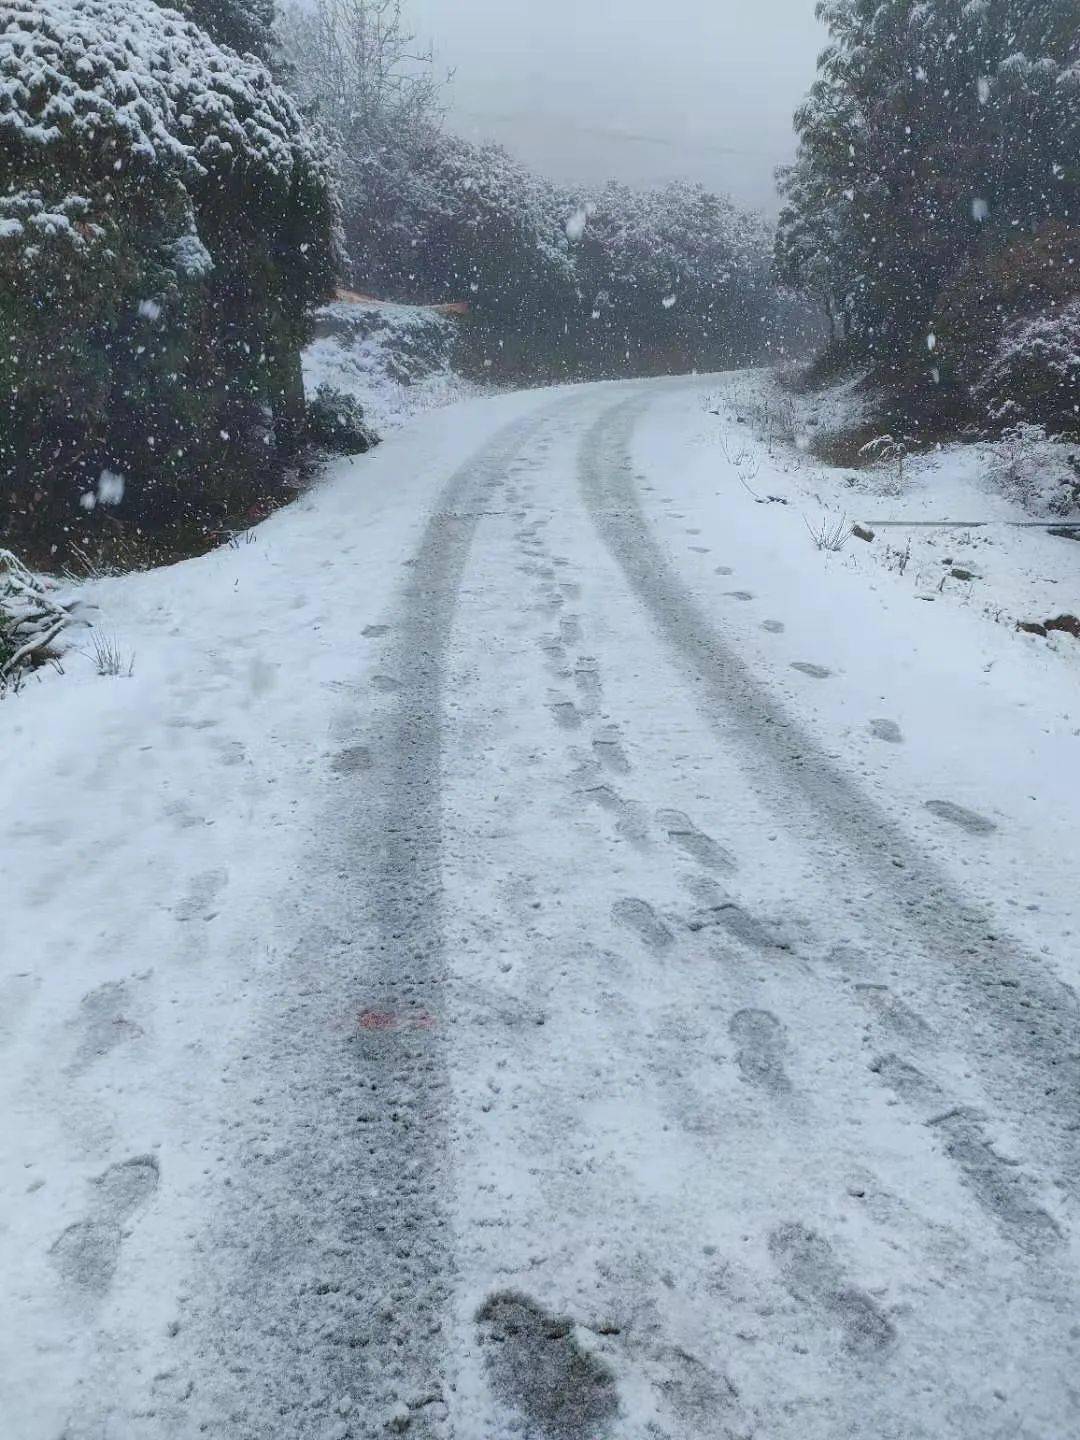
[408,0,827,212]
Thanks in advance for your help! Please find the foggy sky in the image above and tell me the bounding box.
[408,0,827,213]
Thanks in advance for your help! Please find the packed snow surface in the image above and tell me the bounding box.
[2,374,1080,1439]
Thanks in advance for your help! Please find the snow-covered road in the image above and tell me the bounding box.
[4,377,1080,1439]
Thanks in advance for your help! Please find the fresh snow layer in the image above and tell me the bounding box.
[2,374,1079,1440]
[303,299,477,435]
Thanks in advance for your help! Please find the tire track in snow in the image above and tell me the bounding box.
[578,392,1078,1228]
[328,407,571,1433]
[166,404,567,1440]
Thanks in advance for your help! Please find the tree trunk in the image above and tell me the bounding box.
[268,337,305,455]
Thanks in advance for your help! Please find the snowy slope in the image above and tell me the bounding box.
[303,299,477,435]
[2,374,1079,1439]
[730,370,1080,655]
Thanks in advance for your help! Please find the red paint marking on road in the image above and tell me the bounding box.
[356,1009,438,1032]
[358,1010,398,1030]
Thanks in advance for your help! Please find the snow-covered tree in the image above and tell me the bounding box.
[777,0,1080,426]
[281,0,795,381]
[0,0,340,531]
[569,181,780,375]
[280,0,444,288]
[164,0,278,62]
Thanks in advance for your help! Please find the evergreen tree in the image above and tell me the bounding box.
[0,0,340,531]
[777,0,1080,425]
[164,0,278,62]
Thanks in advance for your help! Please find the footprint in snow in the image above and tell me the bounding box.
[575,659,603,704]
[729,1009,791,1095]
[687,901,783,952]
[613,898,674,952]
[67,979,143,1075]
[725,590,754,602]
[371,673,402,693]
[362,624,390,638]
[768,1221,896,1354]
[50,1155,160,1295]
[790,662,831,679]
[853,985,932,1044]
[549,698,582,730]
[538,638,569,675]
[581,774,649,845]
[870,1056,1059,1244]
[925,799,997,834]
[870,718,903,743]
[476,1291,617,1440]
[174,869,228,923]
[656,809,735,871]
[715,566,735,576]
[761,620,785,634]
[592,727,631,774]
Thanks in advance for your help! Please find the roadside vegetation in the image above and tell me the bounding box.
[1,0,812,598]
[281,0,813,384]
[775,0,1080,458]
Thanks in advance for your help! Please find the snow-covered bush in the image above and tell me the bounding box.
[974,300,1080,433]
[305,384,378,454]
[989,423,1080,517]
[0,549,69,689]
[0,0,340,534]
[163,0,278,63]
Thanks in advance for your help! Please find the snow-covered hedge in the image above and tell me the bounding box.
[0,0,340,530]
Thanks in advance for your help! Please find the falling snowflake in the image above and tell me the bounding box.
[97,470,125,505]
[565,208,588,242]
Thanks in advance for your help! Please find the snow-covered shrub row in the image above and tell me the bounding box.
[776,0,1080,433]
[391,136,796,379]
[0,0,339,534]
[282,0,801,382]
[345,129,791,381]
[567,181,786,377]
